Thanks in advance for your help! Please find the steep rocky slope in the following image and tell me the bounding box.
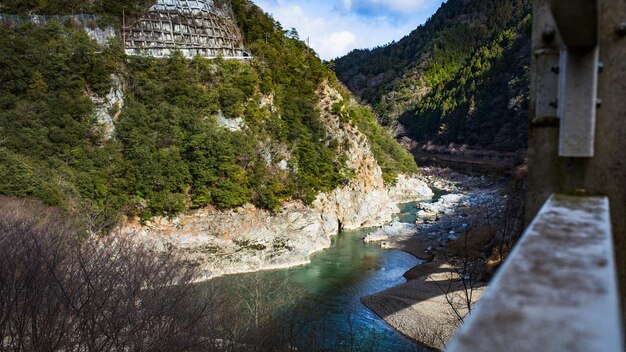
[0,0,432,278]
[122,82,433,280]
[0,0,419,233]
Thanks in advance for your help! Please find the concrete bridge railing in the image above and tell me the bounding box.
[447,194,623,351]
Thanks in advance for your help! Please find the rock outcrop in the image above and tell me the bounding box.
[389,174,434,203]
[314,82,433,230]
[120,82,433,280]
[215,110,246,131]
[91,74,124,139]
[123,201,337,281]
[122,172,432,281]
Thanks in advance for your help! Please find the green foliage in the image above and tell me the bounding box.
[333,102,418,184]
[0,0,147,17]
[404,17,531,151]
[0,0,419,228]
[230,0,357,198]
[335,0,532,151]
[0,150,65,206]
[0,22,126,226]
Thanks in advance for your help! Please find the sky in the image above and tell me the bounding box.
[254,0,446,60]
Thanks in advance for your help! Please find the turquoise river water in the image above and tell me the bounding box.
[207,201,434,351]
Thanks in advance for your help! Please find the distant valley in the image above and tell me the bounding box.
[335,0,532,158]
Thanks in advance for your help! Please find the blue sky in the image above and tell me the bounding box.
[254,0,446,60]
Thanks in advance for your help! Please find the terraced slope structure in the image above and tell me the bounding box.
[124,0,249,58]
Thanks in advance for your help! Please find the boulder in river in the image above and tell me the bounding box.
[416,210,439,223]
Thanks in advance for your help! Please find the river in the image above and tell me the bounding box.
[204,201,435,351]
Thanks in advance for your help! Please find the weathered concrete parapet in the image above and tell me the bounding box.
[537,0,601,157]
[124,0,251,59]
[548,0,598,49]
[448,195,622,352]
[527,0,626,316]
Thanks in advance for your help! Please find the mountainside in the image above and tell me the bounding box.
[335,0,532,152]
[0,0,417,233]
[0,0,147,17]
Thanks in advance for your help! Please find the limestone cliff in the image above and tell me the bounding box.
[314,82,432,230]
[91,74,125,140]
[121,82,433,280]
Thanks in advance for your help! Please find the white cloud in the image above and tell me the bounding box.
[325,31,357,58]
[359,0,434,13]
[253,0,444,60]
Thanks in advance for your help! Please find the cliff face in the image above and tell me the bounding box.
[0,0,425,259]
[314,82,397,230]
[314,83,432,230]
[121,82,433,280]
[91,74,125,140]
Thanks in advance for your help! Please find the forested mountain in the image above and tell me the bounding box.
[0,0,146,17]
[335,0,532,152]
[0,0,416,232]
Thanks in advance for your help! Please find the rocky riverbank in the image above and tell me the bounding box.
[120,174,432,282]
[364,170,507,262]
[120,83,433,282]
[361,168,509,350]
